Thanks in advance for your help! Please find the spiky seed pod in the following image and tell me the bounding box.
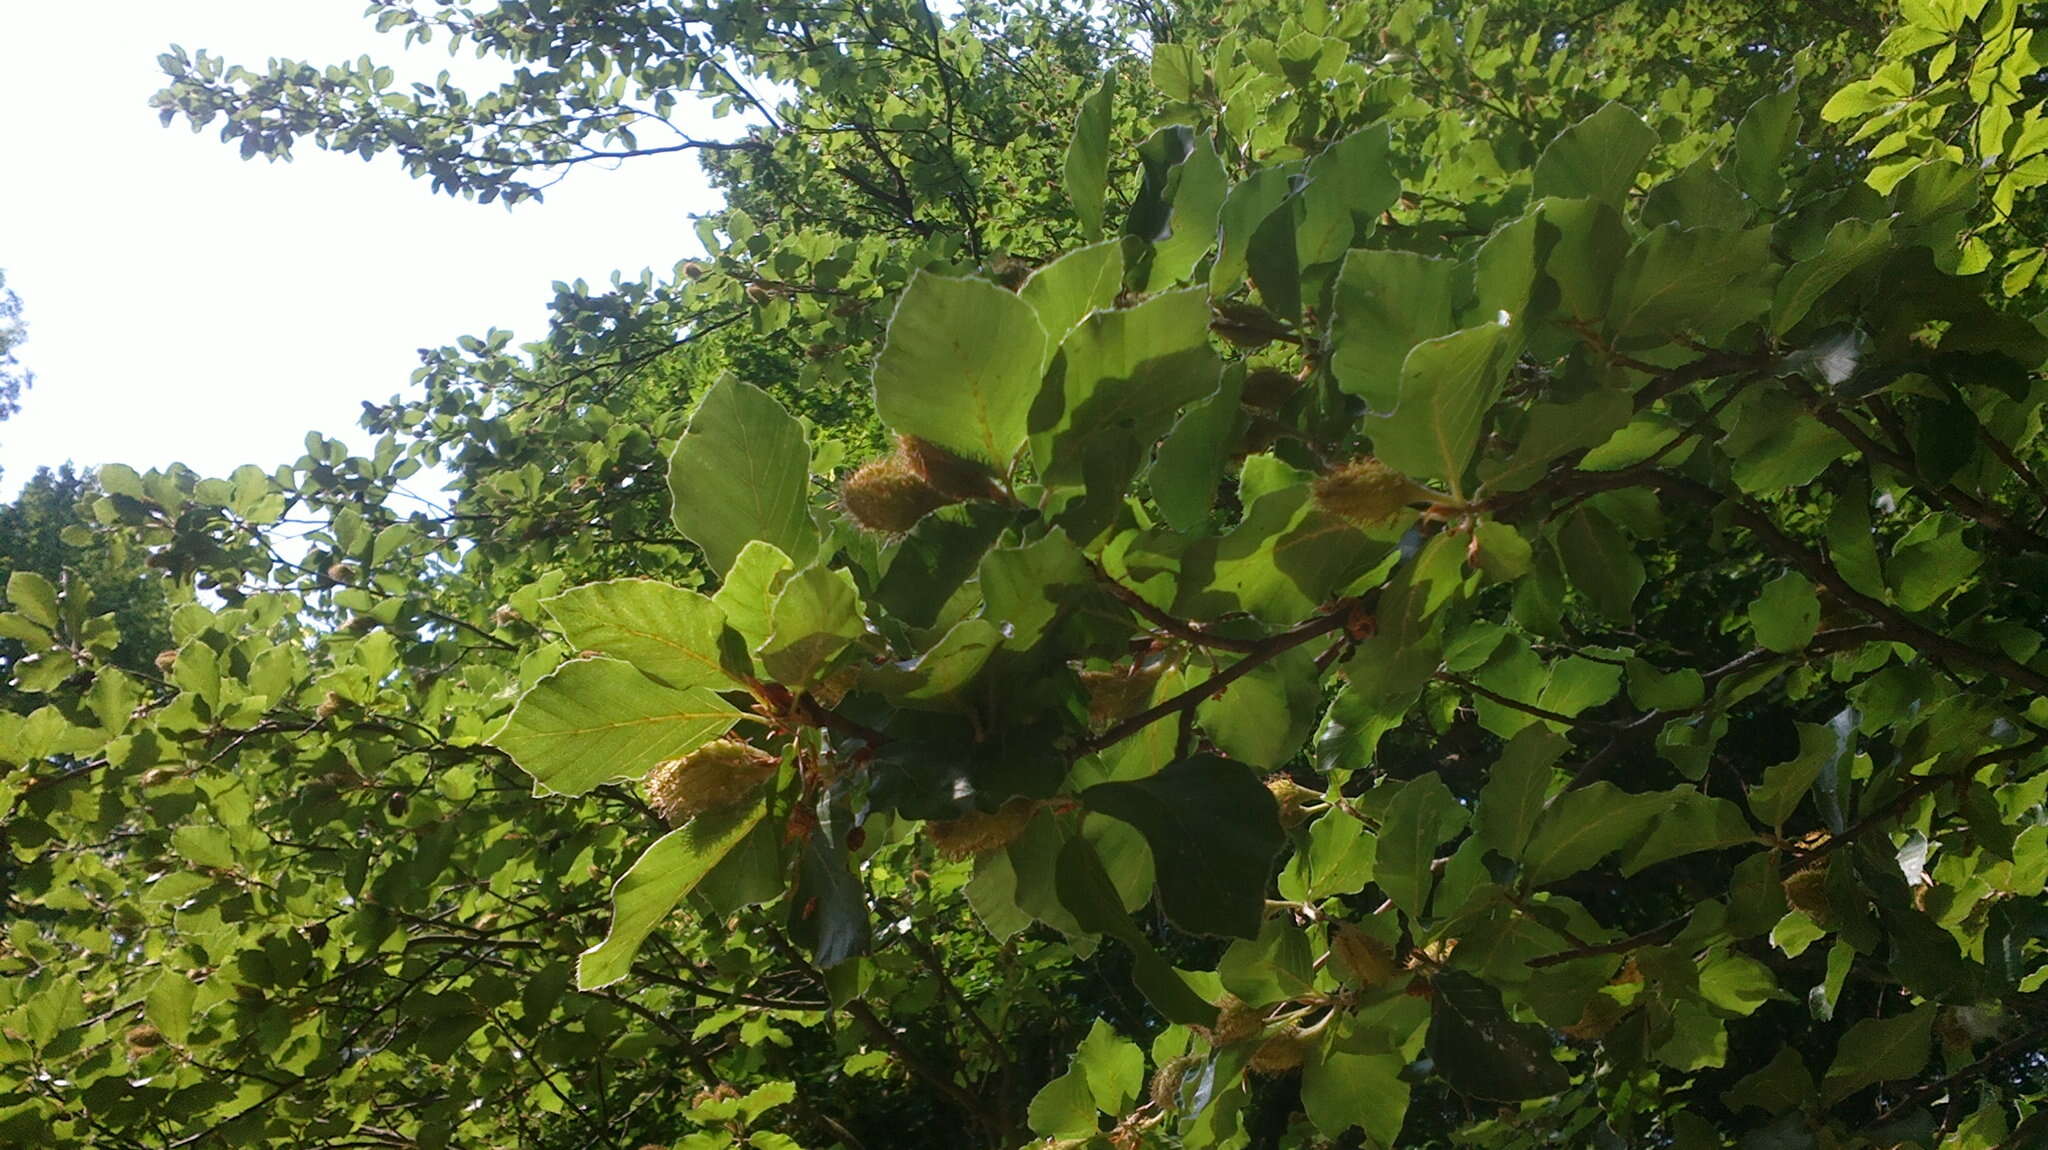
[125,1024,165,1056]
[1241,367,1303,410]
[1312,458,1433,528]
[1150,1053,1197,1113]
[326,562,357,584]
[682,261,707,280]
[925,798,1038,861]
[1782,867,1835,926]
[154,649,179,674]
[1079,665,1164,727]
[840,454,953,535]
[1248,1029,1307,1074]
[987,256,1033,291]
[344,615,378,635]
[1329,922,1400,988]
[1266,775,1321,828]
[644,740,780,823]
[745,282,773,305]
[898,435,1000,501]
[492,605,522,628]
[138,767,181,788]
[812,667,858,709]
[315,691,346,720]
[1208,995,1265,1046]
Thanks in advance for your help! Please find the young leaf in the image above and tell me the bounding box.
[1080,755,1285,939]
[578,798,765,989]
[489,658,739,795]
[667,376,818,575]
[1064,71,1116,238]
[874,272,1050,467]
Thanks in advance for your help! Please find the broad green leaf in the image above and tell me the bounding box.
[1375,772,1470,918]
[1774,218,1892,335]
[1626,659,1705,711]
[6,571,57,629]
[1031,289,1222,537]
[1722,388,1849,493]
[667,377,817,576]
[1026,1067,1095,1138]
[861,618,1000,707]
[1151,367,1245,532]
[1075,1019,1144,1117]
[578,798,765,988]
[1607,225,1775,349]
[760,565,864,689]
[1750,571,1820,653]
[1139,130,1228,290]
[1195,647,1318,767]
[713,541,795,653]
[1618,793,1756,875]
[490,658,740,795]
[1081,755,1285,939]
[1555,507,1643,622]
[1521,783,1677,886]
[1474,727,1567,861]
[1301,1048,1410,1143]
[1533,102,1656,205]
[1426,971,1569,1100]
[1889,512,1980,611]
[170,825,237,870]
[1821,1005,1934,1102]
[1211,166,1295,295]
[1053,836,1218,1024]
[1734,82,1801,202]
[1329,249,1457,411]
[1723,1044,1815,1115]
[874,272,1050,466]
[1643,158,1752,231]
[1366,320,1517,496]
[1020,240,1124,357]
[146,973,198,1045]
[1064,71,1115,238]
[1750,721,1852,831]
[542,579,738,689]
[1538,197,1630,323]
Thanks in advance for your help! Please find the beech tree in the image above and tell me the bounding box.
[7,3,2048,1149]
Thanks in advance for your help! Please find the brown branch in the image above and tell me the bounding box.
[1076,601,1358,755]
[1436,671,1610,731]
[1794,737,2048,866]
[1089,559,1263,653]
[1526,912,1690,968]
[1868,1020,2048,1129]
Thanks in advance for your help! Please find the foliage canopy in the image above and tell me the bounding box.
[7,2,2048,1149]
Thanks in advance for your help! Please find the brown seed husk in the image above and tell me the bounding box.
[925,798,1038,861]
[1312,457,1431,528]
[1329,922,1400,988]
[1267,775,1321,828]
[1781,867,1835,926]
[1079,665,1163,727]
[840,455,953,534]
[1248,1029,1307,1074]
[644,740,779,823]
[1241,367,1302,410]
[1150,1053,1197,1112]
[1208,995,1265,1046]
[125,1024,165,1056]
[898,434,1000,501]
[154,649,179,673]
[1560,993,1624,1040]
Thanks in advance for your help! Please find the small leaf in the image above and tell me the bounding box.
[1374,772,1470,918]
[1822,1005,1935,1102]
[1366,320,1517,496]
[875,272,1050,466]
[1064,71,1116,238]
[667,377,818,576]
[490,658,740,795]
[1081,755,1285,939]
[578,799,765,988]
[1750,571,1820,653]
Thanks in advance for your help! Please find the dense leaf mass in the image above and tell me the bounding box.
[9,2,2048,1148]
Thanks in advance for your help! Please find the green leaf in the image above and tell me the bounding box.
[146,973,197,1045]
[490,658,740,795]
[874,272,1050,467]
[1031,289,1223,538]
[1521,783,1677,886]
[1607,225,1775,349]
[1020,240,1124,358]
[1617,792,1756,875]
[1375,772,1470,918]
[578,798,765,989]
[1734,82,1801,203]
[1081,755,1285,939]
[1773,218,1892,335]
[1533,102,1656,206]
[1722,1044,1815,1115]
[1053,836,1218,1024]
[5,571,57,629]
[1132,129,1229,291]
[1426,971,1569,1100]
[713,541,795,653]
[1750,571,1820,653]
[1328,249,1458,411]
[1074,1019,1145,1117]
[170,825,237,870]
[1473,727,1567,861]
[1722,388,1850,494]
[1626,659,1705,711]
[1750,721,1852,832]
[1211,166,1294,295]
[1196,647,1318,767]
[1301,1048,1410,1143]
[1026,1066,1096,1138]
[1064,71,1115,238]
[1889,512,1980,611]
[1365,320,1517,496]
[542,579,739,689]
[1821,1005,1934,1102]
[1151,367,1245,532]
[667,377,818,576]
[1555,507,1643,622]
[760,565,865,689]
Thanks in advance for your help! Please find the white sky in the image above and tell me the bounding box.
[0,1,734,497]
